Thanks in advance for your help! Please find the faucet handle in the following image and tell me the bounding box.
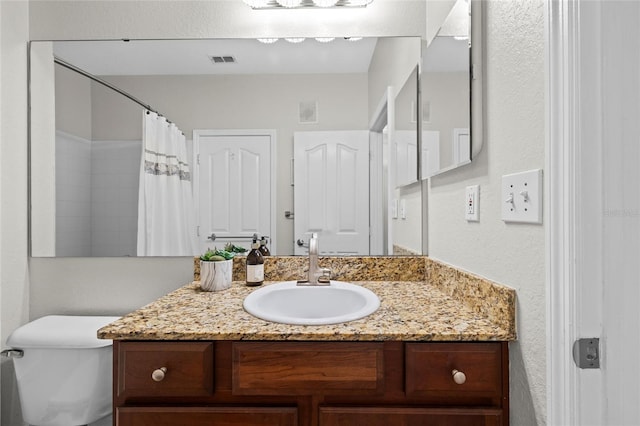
[317,268,331,284]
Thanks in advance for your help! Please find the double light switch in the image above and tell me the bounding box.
[501,169,543,224]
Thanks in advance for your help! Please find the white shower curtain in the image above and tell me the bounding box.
[137,111,198,256]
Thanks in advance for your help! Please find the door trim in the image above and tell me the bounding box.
[546,1,579,423]
[193,129,277,253]
[546,1,603,424]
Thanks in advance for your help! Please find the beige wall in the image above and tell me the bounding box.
[1,2,29,424]
[55,64,92,140]
[428,1,546,423]
[1,1,546,426]
[367,36,421,120]
[423,71,469,168]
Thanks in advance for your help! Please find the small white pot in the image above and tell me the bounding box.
[199,259,233,291]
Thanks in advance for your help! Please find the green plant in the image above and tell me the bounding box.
[200,247,235,262]
[224,243,248,254]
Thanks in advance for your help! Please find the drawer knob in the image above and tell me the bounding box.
[152,367,167,382]
[452,369,466,385]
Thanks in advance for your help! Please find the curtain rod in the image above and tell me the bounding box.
[54,56,157,115]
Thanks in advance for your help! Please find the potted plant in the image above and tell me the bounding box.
[199,248,235,292]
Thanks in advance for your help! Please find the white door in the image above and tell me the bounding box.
[294,131,369,255]
[394,130,418,187]
[548,1,640,425]
[194,130,275,254]
[451,128,470,167]
[421,130,440,178]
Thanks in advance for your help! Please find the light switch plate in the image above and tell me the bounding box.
[465,185,479,221]
[501,169,543,224]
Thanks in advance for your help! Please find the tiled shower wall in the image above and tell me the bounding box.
[55,131,92,256]
[55,132,141,256]
[90,140,141,256]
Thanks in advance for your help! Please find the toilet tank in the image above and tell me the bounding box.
[6,315,120,426]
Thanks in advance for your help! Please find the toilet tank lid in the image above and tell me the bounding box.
[6,315,121,349]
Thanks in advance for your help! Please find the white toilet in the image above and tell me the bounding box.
[4,315,120,426]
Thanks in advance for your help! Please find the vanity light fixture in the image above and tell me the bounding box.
[313,0,339,6]
[257,38,280,44]
[243,0,373,9]
[277,0,302,7]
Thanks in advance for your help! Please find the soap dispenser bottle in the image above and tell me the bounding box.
[246,239,264,287]
[259,236,270,257]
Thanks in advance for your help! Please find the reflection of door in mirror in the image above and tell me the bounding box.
[193,130,275,255]
[294,131,370,256]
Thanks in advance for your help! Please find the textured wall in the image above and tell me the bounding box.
[428,1,546,424]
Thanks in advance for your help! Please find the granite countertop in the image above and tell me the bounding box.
[98,279,514,342]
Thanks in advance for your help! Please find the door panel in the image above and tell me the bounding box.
[195,132,272,253]
[294,131,369,255]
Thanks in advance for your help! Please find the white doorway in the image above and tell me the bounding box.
[293,130,370,255]
[193,129,276,254]
[548,1,640,425]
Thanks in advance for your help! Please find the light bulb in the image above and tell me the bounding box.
[277,0,302,7]
[313,0,338,7]
[315,37,335,43]
[257,38,279,44]
[285,38,306,43]
[345,37,363,42]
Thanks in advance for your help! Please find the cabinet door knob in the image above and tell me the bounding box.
[452,369,466,385]
[152,367,167,382]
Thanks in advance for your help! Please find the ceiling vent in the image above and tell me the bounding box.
[209,55,236,64]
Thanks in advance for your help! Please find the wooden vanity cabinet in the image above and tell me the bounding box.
[113,341,509,426]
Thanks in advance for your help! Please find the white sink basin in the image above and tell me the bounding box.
[243,280,380,325]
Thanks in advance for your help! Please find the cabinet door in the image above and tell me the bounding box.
[117,341,214,399]
[117,406,297,426]
[319,406,502,426]
[405,342,503,406]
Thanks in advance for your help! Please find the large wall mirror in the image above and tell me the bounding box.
[29,0,479,258]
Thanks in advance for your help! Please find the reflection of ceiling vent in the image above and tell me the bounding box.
[209,55,236,64]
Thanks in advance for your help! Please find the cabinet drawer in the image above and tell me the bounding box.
[405,342,503,404]
[319,406,503,426]
[117,341,214,398]
[233,341,384,396]
[117,406,297,426]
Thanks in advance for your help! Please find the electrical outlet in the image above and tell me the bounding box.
[501,169,543,224]
[465,185,479,221]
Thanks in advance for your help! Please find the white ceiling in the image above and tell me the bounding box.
[52,38,380,76]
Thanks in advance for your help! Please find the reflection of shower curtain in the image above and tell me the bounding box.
[137,111,198,256]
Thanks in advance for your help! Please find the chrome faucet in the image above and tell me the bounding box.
[297,233,330,286]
